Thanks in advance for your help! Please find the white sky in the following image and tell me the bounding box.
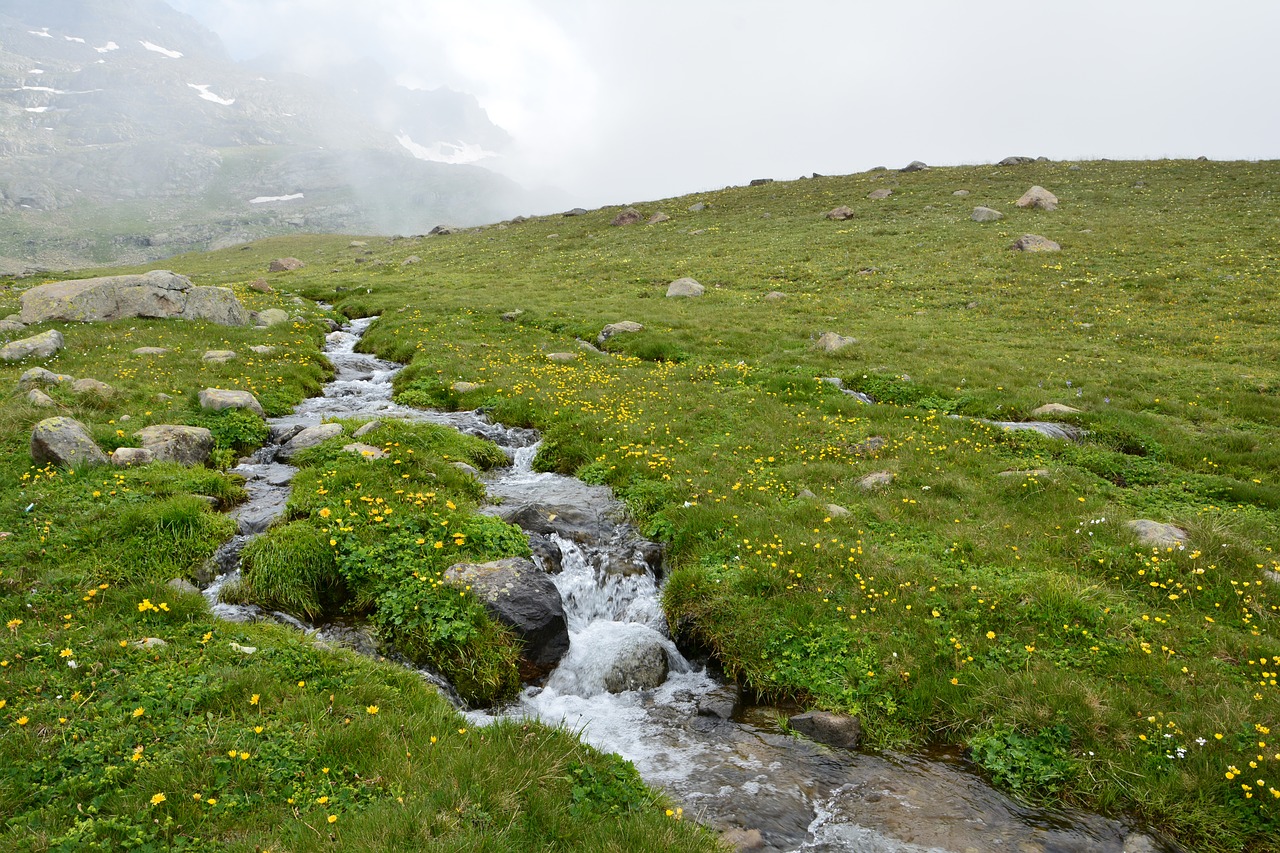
[169,0,1280,209]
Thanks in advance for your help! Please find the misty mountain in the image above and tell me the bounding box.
[0,0,529,272]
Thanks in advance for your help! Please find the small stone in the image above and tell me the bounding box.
[795,488,817,500]
[547,352,576,363]
[229,642,257,654]
[255,308,290,327]
[1015,185,1059,211]
[666,277,705,298]
[352,420,383,438]
[826,504,851,518]
[343,442,388,460]
[997,156,1036,166]
[610,208,643,226]
[202,349,238,363]
[199,388,265,418]
[452,461,480,477]
[764,291,787,301]
[687,202,706,212]
[824,205,855,221]
[598,321,644,344]
[858,471,895,490]
[997,468,1051,478]
[971,206,1004,222]
[647,212,670,224]
[19,367,73,387]
[131,346,169,356]
[1011,234,1061,252]
[26,388,57,407]
[697,683,742,719]
[248,345,276,355]
[789,710,861,749]
[111,447,155,467]
[1030,403,1081,416]
[0,329,64,361]
[953,189,970,196]
[401,255,421,266]
[722,828,766,851]
[866,188,893,200]
[501,310,524,322]
[349,240,367,248]
[1127,520,1189,549]
[850,436,887,456]
[268,257,305,272]
[166,578,200,596]
[815,332,857,352]
[248,278,272,292]
[134,637,167,649]
[451,381,482,393]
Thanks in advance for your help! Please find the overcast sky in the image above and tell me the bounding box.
[169,0,1279,210]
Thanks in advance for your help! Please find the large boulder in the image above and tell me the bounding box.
[31,417,108,467]
[134,425,214,466]
[0,329,64,361]
[19,271,249,326]
[444,557,569,677]
[1015,186,1059,211]
[199,388,265,419]
[666,277,705,298]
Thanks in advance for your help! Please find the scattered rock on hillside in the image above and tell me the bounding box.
[1127,520,1189,549]
[501,310,524,322]
[850,436,888,456]
[255,308,290,327]
[26,389,56,407]
[604,633,670,693]
[666,277,705,297]
[610,208,643,226]
[826,504,851,518]
[269,258,306,272]
[400,256,421,266]
[764,291,787,301]
[749,178,774,187]
[563,207,588,217]
[647,212,670,224]
[815,332,857,352]
[131,346,169,356]
[202,350,238,363]
[1015,186,1059,210]
[19,367,73,387]
[997,468,1051,478]
[428,225,458,235]
[971,206,1003,222]
[0,318,27,334]
[867,188,893,200]
[900,160,928,172]
[0,329,65,361]
[1031,403,1081,416]
[452,381,482,393]
[789,710,861,749]
[31,417,108,467]
[19,271,249,327]
[858,471,895,490]
[825,205,855,221]
[279,423,343,459]
[598,321,644,344]
[249,345,275,355]
[953,189,970,196]
[1011,234,1061,252]
[199,388,265,418]
[444,557,569,678]
[343,442,387,460]
[351,420,383,438]
[547,352,576,363]
[135,425,214,466]
[72,378,113,397]
[111,447,155,467]
[687,202,706,212]
[795,488,817,500]
[998,156,1036,166]
[249,278,272,293]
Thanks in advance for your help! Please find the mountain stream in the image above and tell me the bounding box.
[202,317,1173,853]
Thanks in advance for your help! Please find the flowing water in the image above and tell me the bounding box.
[202,317,1174,853]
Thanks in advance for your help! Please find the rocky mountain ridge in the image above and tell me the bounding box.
[0,0,528,273]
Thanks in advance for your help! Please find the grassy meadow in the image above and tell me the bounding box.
[1,158,1278,851]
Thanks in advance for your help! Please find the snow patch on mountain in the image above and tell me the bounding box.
[140,41,183,59]
[188,84,235,106]
[249,194,305,204]
[396,133,497,165]
[28,29,52,39]
[64,36,86,44]
[95,42,120,54]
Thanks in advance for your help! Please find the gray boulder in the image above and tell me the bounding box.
[135,425,214,466]
[19,367,73,387]
[202,350,238,363]
[131,347,169,356]
[111,447,155,467]
[343,442,388,460]
[1127,520,1189,549]
[1011,234,1061,252]
[789,710,861,749]
[698,682,743,719]
[666,277,705,297]
[71,378,114,398]
[1031,403,1081,416]
[352,420,383,438]
[268,258,305,272]
[825,205,855,221]
[0,318,26,335]
[31,417,108,467]
[764,291,787,301]
[815,332,857,352]
[867,188,893,200]
[610,208,643,226]
[248,345,276,355]
[971,206,1004,222]
[858,471,895,490]
[647,212,670,224]
[598,321,644,344]
[1015,186,1059,211]
[199,388,265,418]
[280,423,344,459]
[998,156,1036,166]
[900,160,928,172]
[687,202,706,212]
[255,308,290,327]
[19,271,248,326]
[0,329,65,361]
[953,189,971,196]
[604,635,670,693]
[444,557,569,676]
[826,504,851,518]
[546,352,577,363]
[26,388,56,407]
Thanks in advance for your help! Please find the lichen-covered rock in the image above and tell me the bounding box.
[19,271,248,326]
[199,388,265,418]
[1127,520,1189,549]
[134,425,214,466]
[0,329,64,361]
[19,367,73,387]
[31,417,108,467]
[26,388,56,407]
[255,308,290,327]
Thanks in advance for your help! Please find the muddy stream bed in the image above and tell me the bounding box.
[201,317,1174,853]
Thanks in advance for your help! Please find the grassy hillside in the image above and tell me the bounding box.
[1,158,1278,851]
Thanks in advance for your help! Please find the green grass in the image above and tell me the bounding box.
[1,157,1279,850]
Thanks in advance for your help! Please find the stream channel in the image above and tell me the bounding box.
[202,317,1174,853]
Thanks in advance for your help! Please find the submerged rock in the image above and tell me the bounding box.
[789,710,861,749]
[604,634,669,693]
